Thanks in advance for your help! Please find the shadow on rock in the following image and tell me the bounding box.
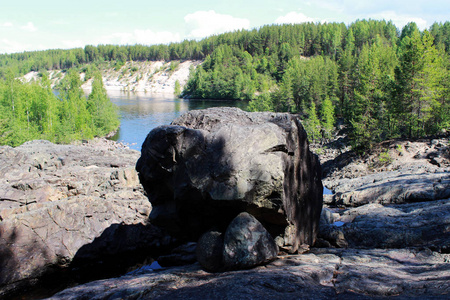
[69,222,176,285]
[0,224,57,299]
[136,108,323,256]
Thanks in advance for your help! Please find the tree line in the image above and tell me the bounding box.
[183,20,450,150]
[0,69,119,146]
[1,20,449,150]
[0,20,402,78]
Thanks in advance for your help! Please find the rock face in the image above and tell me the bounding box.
[329,170,450,207]
[136,107,323,253]
[342,199,449,250]
[317,138,450,252]
[0,139,170,298]
[44,137,450,299]
[48,248,450,299]
[196,231,224,272]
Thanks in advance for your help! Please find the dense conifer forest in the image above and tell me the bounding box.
[0,69,119,146]
[1,20,449,149]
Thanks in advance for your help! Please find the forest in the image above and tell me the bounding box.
[1,19,449,150]
[0,69,119,146]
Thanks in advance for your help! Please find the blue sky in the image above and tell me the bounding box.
[1,0,450,54]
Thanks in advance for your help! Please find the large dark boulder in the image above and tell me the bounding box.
[136,107,323,253]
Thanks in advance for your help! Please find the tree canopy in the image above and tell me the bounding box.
[1,19,449,149]
[0,70,119,146]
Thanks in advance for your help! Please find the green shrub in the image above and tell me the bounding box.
[378,150,392,165]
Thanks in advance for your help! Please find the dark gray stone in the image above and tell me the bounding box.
[136,107,323,253]
[223,212,278,270]
[157,242,197,267]
[0,139,162,298]
[340,199,450,250]
[329,170,450,207]
[196,231,224,272]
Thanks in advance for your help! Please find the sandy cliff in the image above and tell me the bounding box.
[22,60,202,95]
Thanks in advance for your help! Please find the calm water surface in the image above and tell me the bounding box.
[107,91,247,151]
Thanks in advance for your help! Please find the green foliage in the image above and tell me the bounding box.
[114,60,125,71]
[394,28,447,138]
[248,92,273,112]
[1,19,449,151]
[174,80,182,98]
[0,69,119,146]
[377,150,392,166]
[87,72,120,137]
[320,97,335,140]
[304,102,322,143]
[168,61,180,73]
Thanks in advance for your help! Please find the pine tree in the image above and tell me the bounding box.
[304,102,321,143]
[396,28,446,137]
[320,97,335,140]
[87,72,119,136]
[174,80,182,97]
[247,92,273,112]
[412,30,445,135]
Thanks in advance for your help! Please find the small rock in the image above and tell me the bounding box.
[223,212,278,270]
[320,207,335,225]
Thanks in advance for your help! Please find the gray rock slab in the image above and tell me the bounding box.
[341,199,450,250]
[47,248,450,299]
[0,139,159,297]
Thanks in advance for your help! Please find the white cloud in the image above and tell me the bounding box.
[275,11,317,24]
[2,22,13,28]
[184,10,251,39]
[369,11,428,30]
[21,22,37,32]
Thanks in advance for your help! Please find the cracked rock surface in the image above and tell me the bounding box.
[0,139,154,297]
[48,248,449,299]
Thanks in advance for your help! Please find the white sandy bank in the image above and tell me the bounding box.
[22,60,202,96]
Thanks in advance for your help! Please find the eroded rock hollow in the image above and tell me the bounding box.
[136,107,323,253]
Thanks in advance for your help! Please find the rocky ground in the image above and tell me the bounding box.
[2,133,449,299]
[45,135,450,299]
[48,247,449,300]
[0,139,175,299]
[316,137,450,251]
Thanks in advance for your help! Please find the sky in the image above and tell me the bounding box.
[1,0,450,54]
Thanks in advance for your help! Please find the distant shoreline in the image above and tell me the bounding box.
[22,60,202,96]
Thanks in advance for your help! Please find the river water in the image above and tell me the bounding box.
[107,91,247,151]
